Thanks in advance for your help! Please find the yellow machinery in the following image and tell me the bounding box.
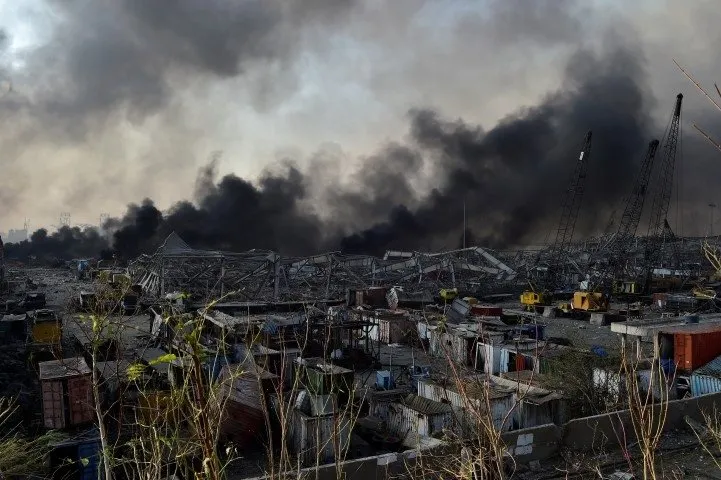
[30,309,62,344]
[439,288,459,302]
[613,280,639,296]
[520,290,551,308]
[571,291,609,312]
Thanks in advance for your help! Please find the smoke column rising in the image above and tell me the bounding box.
[77,43,656,259]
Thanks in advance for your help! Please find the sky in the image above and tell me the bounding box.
[0,0,719,239]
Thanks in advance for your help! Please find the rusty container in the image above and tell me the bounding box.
[39,357,94,430]
[673,327,721,372]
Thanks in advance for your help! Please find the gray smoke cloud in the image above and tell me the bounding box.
[0,0,720,256]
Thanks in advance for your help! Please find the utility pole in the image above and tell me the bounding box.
[462,201,466,249]
[709,203,717,237]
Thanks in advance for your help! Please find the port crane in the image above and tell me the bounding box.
[521,131,592,308]
[599,139,660,298]
[588,94,683,302]
[642,93,684,293]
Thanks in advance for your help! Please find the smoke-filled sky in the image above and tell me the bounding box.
[1,0,721,256]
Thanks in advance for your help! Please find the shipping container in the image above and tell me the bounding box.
[690,354,721,397]
[39,357,93,430]
[77,439,103,480]
[673,327,721,372]
[42,380,65,429]
[49,431,104,480]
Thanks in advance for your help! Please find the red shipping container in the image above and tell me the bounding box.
[673,327,721,372]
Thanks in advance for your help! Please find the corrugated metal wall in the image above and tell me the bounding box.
[429,331,467,365]
[416,379,513,432]
[477,343,501,375]
[690,374,721,397]
[516,401,556,429]
[290,411,351,468]
[386,403,451,438]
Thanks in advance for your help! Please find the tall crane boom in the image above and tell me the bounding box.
[546,131,593,287]
[606,140,659,289]
[618,140,660,240]
[644,94,683,281]
[647,94,683,239]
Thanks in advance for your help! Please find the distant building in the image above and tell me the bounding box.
[6,229,28,244]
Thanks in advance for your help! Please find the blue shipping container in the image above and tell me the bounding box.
[77,440,102,480]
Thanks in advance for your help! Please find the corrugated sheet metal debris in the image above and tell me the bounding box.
[694,353,721,378]
[39,357,91,380]
[401,394,452,416]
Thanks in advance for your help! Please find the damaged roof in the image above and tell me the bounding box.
[39,357,91,380]
[401,394,453,415]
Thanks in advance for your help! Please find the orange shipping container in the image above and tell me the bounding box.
[673,328,721,372]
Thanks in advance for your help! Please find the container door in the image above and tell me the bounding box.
[68,376,94,425]
[674,334,687,370]
[77,441,102,480]
[42,380,65,429]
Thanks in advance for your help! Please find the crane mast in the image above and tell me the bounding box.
[545,131,593,289]
[604,140,659,291]
[644,94,683,284]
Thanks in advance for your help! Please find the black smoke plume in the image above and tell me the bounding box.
[4,227,111,263]
[7,44,675,260]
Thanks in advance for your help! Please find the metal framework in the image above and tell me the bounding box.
[545,131,593,289]
[645,94,683,268]
[128,231,718,305]
[130,233,524,304]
